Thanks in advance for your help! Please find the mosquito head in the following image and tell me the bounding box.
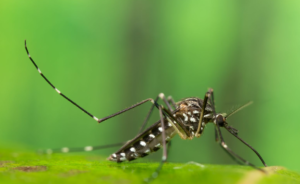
[216,114,238,135]
[215,114,227,127]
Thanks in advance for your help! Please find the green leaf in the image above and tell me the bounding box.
[0,147,299,184]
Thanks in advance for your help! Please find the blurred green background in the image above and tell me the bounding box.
[1,0,300,173]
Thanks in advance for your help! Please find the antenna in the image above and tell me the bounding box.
[225,101,253,119]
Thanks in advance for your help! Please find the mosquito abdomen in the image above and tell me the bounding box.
[108,120,176,162]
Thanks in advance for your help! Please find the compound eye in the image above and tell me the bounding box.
[216,115,225,127]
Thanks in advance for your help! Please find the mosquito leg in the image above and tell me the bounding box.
[145,106,169,182]
[25,41,160,125]
[25,40,101,122]
[213,127,243,165]
[37,142,126,154]
[99,98,160,123]
[210,90,243,165]
[195,90,210,137]
[209,88,267,168]
[158,93,173,111]
[208,88,216,115]
[38,97,161,155]
[214,128,219,142]
[225,126,267,167]
[211,91,265,170]
[139,93,174,133]
[138,96,159,133]
[216,125,266,172]
[167,96,177,109]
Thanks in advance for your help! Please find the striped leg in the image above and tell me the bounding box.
[25,40,159,125]
[25,41,190,180]
[25,40,183,132]
[41,93,176,155]
[25,40,165,155]
[25,40,100,122]
[37,142,125,154]
[26,41,185,159]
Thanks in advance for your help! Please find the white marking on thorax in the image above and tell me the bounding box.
[155,143,161,147]
[193,110,199,114]
[84,146,93,151]
[190,117,196,122]
[140,141,146,146]
[144,149,150,153]
[112,153,117,158]
[61,147,69,153]
[158,127,163,132]
[182,113,188,122]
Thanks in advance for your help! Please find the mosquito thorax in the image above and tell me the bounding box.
[174,97,215,138]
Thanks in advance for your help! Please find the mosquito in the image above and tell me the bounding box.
[25,40,267,181]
